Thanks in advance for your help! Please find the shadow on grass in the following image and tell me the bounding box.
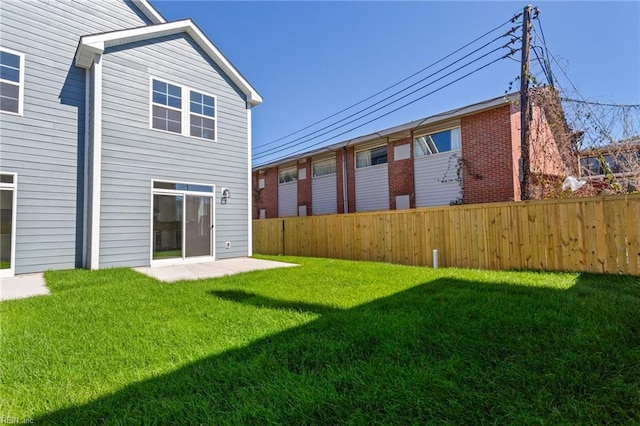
[35,274,639,424]
[209,290,339,315]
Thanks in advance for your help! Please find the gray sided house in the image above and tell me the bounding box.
[0,0,261,277]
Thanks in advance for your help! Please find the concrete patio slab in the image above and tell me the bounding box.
[1,273,49,301]
[134,257,298,283]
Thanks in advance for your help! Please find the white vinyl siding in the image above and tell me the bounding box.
[312,174,337,215]
[414,152,462,207]
[278,181,297,217]
[414,127,462,207]
[355,164,389,212]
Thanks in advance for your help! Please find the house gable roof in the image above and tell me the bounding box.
[75,19,262,106]
[131,0,166,24]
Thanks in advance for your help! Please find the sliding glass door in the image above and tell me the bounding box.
[152,181,214,262]
[0,173,16,277]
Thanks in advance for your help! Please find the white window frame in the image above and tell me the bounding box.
[149,179,216,266]
[414,126,461,157]
[0,172,17,278]
[355,145,388,169]
[188,89,217,142]
[279,166,297,184]
[0,48,25,116]
[312,158,337,178]
[149,76,217,142]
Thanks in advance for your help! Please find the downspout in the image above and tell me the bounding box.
[342,146,349,213]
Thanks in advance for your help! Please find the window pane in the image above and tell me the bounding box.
[167,109,181,122]
[152,117,166,131]
[203,95,214,108]
[0,81,19,99]
[0,174,14,184]
[190,125,201,138]
[203,106,214,117]
[152,92,166,105]
[167,120,181,133]
[153,194,183,260]
[190,91,202,103]
[313,159,336,177]
[279,167,297,183]
[202,128,214,140]
[202,117,215,130]
[0,65,19,83]
[190,101,202,115]
[0,189,13,270]
[0,96,18,113]
[0,51,20,69]
[370,146,387,165]
[414,128,461,156]
[152,105,167,119]
[168,83,181,97]
[190,115,203,128]
[168,95,181,109]
[152,79,166,93]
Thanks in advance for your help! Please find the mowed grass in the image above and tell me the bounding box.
[1,256,639,424]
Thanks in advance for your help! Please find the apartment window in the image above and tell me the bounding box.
[152,79,182,133]
[415,127,461,157]
[279,166,297,184]
[190,91,216,140]
[356,146,387,169]
[313,158,336,177]
[0,49,24,115]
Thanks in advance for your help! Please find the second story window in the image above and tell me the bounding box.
[356,146,387,169]
[0,49,24,115]
[190,91,216,140]
[152,79,182,134]
[279,166,297,184]
[414,127,461,156]
[151,78,218,142]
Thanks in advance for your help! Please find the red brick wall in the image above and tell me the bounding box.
[461,105,519,203]
[297,161,312,215]
[387,137,415,209]
[253,167,278,218]
[346,146,356,213]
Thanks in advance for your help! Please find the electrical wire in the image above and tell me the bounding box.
[253,13,523,155]
[254,41,516,160]
[255,52,515,165]
[560,98,640,108]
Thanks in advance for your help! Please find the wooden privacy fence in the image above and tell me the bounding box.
[253,193,640,276]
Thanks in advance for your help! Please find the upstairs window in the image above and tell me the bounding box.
[190,91,216,140]
[356,146,387,169]
[279,166,297,184]
[312,158,336,177]
[0,49,24,115]
[415,127,461,156]
[150,78,217,142]
[152,79,182,134]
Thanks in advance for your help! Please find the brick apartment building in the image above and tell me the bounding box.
[252,93,566,219]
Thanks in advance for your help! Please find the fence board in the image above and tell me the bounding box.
[252,194,640,276]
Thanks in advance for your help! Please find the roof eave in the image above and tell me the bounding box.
[254,93,517,169]
[74,20,262,106]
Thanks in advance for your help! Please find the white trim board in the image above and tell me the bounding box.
[75,19,262,106]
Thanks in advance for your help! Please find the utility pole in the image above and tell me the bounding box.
[520,5,532,200]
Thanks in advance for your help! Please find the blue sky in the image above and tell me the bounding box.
[151,1,640,164]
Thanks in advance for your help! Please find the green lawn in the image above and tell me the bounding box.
[1,256,638,424]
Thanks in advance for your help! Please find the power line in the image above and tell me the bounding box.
[560,97,640,108]
[254,39,516,160]
[255,52,514,165]
[253,13,523,155]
